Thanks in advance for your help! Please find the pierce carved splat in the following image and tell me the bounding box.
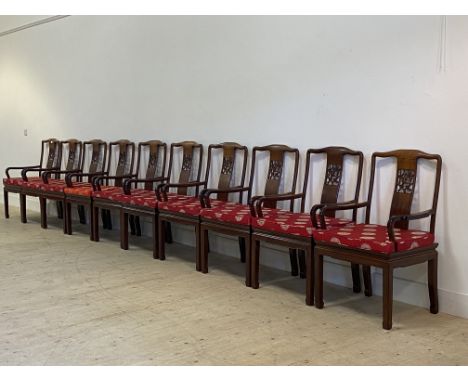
[267,160,283,181]
[221,157,234,176]
[325,164,342,187]
[395,169,416,194]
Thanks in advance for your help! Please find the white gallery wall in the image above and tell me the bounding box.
[1,15,468,318]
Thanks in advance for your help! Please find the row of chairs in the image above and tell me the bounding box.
[3,138,442,330]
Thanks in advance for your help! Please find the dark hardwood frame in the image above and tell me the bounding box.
[200,144,300,287]
[64,140,134,240]
[4,138,62,222]
[158,142,248,271]
[250,147,365,304]
[93,140,167,246]
[119,141,201,260]
[312,149,442,329]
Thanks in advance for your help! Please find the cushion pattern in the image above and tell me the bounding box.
[252,209,352,237]
[200,202,251,225]
[64,183,117,197]
[93,189,159,208]
[313,224,435,255]
[28,179,67,193]
[3,177,42,187]
[158,197,225,216]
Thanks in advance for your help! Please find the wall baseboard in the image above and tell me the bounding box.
[3,195,467,319]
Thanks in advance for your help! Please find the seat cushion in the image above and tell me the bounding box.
[252,209,352,237]
[3,177,42,187]
[200,202,251,225]
[313,224,435,255]
[28,179,67,193]
[94,189,159,208]
[158,197,226,216]
[64,183,116,197]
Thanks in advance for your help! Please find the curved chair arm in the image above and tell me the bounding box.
[252,193,304,218]
[42,169,82,183]
[313,201,369,229]
[158,180,208,201]
[199,186,250,208]
[122,176,168,195]
[65,171,108,187]
[21,166,60,181]
[5,165,40,178]
[386,209,435,245]
[92,174,137,191]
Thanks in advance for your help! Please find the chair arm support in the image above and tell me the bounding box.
[92,174,137,191]
[65,171,108,187]
[199,186,250,208]
[253,193,305,218]
[313,201,369,229]
[5,165,40,178]
[386,209,435,242]
[123,176,168,195]
[41,169,82,183]
[21,167,60,181]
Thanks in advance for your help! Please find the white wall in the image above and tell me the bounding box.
[1,15,468,318]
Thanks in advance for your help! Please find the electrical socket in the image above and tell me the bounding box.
[24,129,28,136]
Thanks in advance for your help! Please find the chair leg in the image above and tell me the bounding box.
[245,235,252,287]
[65,201,72,235]
[20,193,27,223]
[78,205,86,224]
[101,208,107,229]
[165,221,173,243]
[305,245,314,306]
[298,250,306,279]
[250,237,259,289]
[129,215,136,235]
[351,263,362,293]
[289,249,299,276]
[56,201,63,219]
[201,227,209,273]
[4,190,9,218]
[106,210,112,230]
[93,206,100,242]
[152,215,159,259]
[120,210,129,250]
[195,223,201,272]
[39,197,47,229]
[428,255,439,314]
[382,265,393,330]
[314,254,324,309]
[363,265,373,296]
[135,216,142,236]
[238,237,246,263]
[158,217,166,260]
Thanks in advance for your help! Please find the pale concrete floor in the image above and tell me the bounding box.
[1,207,468,366]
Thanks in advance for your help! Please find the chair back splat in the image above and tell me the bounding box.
[106,140,136,186]
[366,149,442,232]
[249,144,300,209]
[40,138,62,173]
[305,147,364,219]
[206,142,248,202]
[80,140,108,182]
[134,140,168,190]
[61,139,83,172]
[166,141,203,195]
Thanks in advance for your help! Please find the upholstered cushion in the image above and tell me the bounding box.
[64,183,116,197]
[313,224,435,254]
[3,177,42,187]
[94,189,159,208]
[158,197,226,216]
[252,209,352,237]
[200,202,252,225]
[28,179,67,193]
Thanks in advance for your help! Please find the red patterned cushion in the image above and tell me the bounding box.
[252,209,352,237]
[313,224,435,254]
[158,197,226,216]
[200,202,251,225]
[3,177,42,187]
[28,179,67,193]
[64,183,116,197]
[93,189,158,208]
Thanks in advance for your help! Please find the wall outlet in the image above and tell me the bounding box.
[23,129,27,136]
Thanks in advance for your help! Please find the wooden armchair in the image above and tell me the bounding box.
[117,141,202,260]
[158,142,248,270]
[63,140,134,240]
[249,147,364,303]
[199,144,300,287]
[92,140,167,245]
[3,138,62,222]
[312,149,442,329]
